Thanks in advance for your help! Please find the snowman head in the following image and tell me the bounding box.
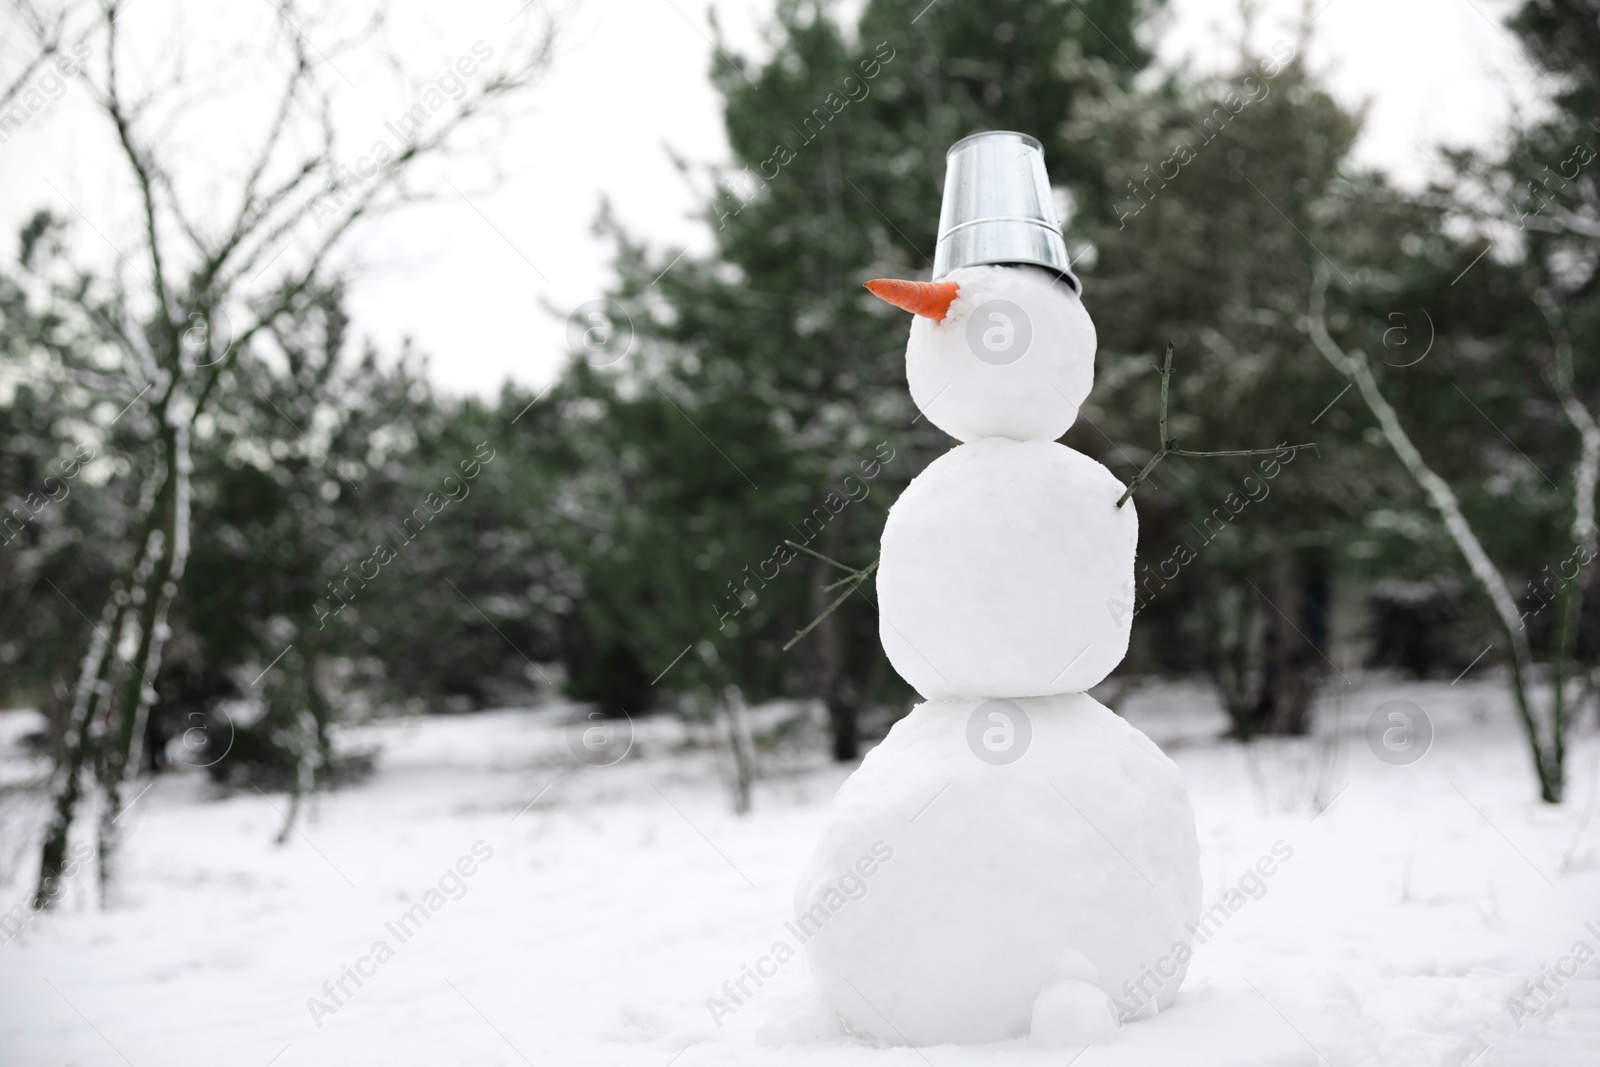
[866,263,1096,443]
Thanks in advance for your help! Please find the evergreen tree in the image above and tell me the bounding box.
[1067,54,1443,734]
[570,0,1163,758]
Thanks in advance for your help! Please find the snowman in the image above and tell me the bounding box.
[793,132,1202,1047]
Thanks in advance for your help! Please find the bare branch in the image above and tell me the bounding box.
[0,0,74,111]
[215,6,557,301]
[98,1,178,364]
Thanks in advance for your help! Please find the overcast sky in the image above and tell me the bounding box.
[0,0,1545,399]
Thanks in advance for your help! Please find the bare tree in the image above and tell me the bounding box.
[12,0,558,907]
[1304,263,1592,803]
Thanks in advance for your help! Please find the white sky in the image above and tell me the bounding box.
[0,0,1545,398]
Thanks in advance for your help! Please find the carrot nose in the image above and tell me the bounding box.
[864,278,960,321]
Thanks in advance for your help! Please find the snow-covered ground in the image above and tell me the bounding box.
[1,677,1597,1066]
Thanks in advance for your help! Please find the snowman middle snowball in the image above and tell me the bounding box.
[878,437,1135,699]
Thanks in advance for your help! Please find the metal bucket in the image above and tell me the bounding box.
[932,131,1079,293]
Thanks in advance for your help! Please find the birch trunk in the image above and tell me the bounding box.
[1306,265,1566,800]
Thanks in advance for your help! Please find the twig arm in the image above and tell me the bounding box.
[823,557,879,591]
[1115,447,1168,508]
[784,539,863,576]
[1170,443,1318,459]
[1116,342,1317,508]
[783,565,875,651]
[1158,342,1172,447]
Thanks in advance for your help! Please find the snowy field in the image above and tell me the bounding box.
[1,677,1597,1067]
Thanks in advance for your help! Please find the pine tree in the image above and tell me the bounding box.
[571,0,1163,757]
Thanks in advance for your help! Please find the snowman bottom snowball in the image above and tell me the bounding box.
[794,693,1202,1046]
